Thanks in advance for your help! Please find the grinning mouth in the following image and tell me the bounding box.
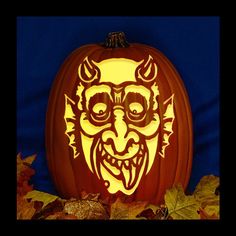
[94,141,147,191]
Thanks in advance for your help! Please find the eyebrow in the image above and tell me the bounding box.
[123,85,151,104]
[85,85,113,109]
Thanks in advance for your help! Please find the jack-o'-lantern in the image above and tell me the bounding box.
[45,32,193,204]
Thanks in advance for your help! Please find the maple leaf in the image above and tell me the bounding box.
[164,184,200,219]
[24,190,59,209]
[194,175,219,202]
[64,199,109,220]
[194,175,220,218]
[110,198,148,220]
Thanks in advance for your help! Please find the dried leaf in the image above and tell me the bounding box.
[17,152,36,165]
[17,195,36,220]
[137,204,167,220]
[110,198,148,220]
[155,205,170,220]
[165,184,200,219]
[194,175,219,218]
[194,175,219,202]
[81,191,100,201]
[64,199,108,219]
[46,212,78,220]
[199,208,218,219]
[137,208,156,219]
[33,199,65,219]
[17,153,36,196]
[203,205,219,218]
[24,190,59,209]
[17,153,36,180]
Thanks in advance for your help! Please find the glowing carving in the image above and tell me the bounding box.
[94,58,141,84]
[64,95,79,159]
[159,94,175,158]
[64,56,175,195]
[136,55,158,82]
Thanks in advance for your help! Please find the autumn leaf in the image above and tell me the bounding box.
[17,153,36,179]
[194,175,219,202]
[17,195,36,220]
[24,190,59,209]
[64,199,109,220]
[33,199,65,219]
[46,212,78,220]
[165,184,200,219]
[110,198,148,220]
[194,175,219,218]
[136,203,159,219]
[199,208,218,220]
[16,152,221,220]
[137,208,156,219]
[17,153,36,196]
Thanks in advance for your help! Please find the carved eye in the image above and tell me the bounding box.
[124,93,148,123]
[129,102,144,115]
[88,93,111,125]
[92,103,107,115]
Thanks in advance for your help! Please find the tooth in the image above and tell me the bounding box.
[133,156,137,165]
[138,156,142,165]
[141,144,144,150]
[130,164,136,186]
[98,143,102,152]
[111,158,115,164]
[102,159,120,176]
[125,160,129,168]
[117,160,122,168]
[102,150,106,156]
[107,155,112,164]
[140,146,145,155]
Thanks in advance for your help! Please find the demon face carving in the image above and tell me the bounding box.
[64,55,174,195]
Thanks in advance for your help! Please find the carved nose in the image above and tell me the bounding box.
[102,109,139,154]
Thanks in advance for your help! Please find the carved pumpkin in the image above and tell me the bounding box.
[46,32,193,204]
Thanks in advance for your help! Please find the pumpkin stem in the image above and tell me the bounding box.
[104,32,130,48]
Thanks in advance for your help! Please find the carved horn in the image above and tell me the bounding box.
[136,55,158,82]
[78,56,100,83]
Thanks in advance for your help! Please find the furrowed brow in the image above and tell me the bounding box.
[85,85,113,108]
[123,85,151,104]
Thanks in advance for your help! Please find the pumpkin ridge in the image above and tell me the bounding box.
[155,50,193,188]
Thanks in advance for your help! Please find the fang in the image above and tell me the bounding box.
[98,143,102,152]
[133,156,137,165]
[102,149,106,156]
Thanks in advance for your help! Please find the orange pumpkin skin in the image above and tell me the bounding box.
[46,32,193,204]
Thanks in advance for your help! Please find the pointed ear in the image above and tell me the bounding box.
[64,94,79,159]
[159,94,175,158]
